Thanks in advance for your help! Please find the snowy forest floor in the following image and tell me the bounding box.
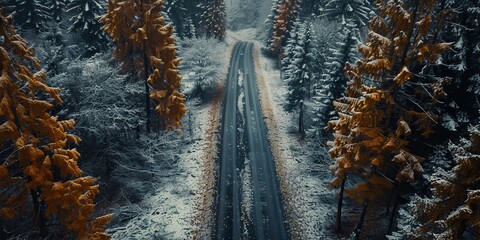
[103,39,233,239]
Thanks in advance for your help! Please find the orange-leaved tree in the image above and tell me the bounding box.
[100,0,186,132]
[269,0,299,59]
[0,8,110,240]
[327,0,451,236]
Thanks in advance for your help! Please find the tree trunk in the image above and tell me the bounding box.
[30,190,47,237]
[387,192,399,234]
[335,176,346,232]
[386,184,397,215]
[299,102,305,139]
[144,52,151,133]
[141,0,151,133]
[352,200,369,240]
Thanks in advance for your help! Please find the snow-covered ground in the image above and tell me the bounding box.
[106,38,234,240]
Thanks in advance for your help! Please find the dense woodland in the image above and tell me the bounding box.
[0,0,480,239]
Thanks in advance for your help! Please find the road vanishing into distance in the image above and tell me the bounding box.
[215,42,289,240]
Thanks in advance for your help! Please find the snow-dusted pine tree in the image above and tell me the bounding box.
[313,24,359,138]
[320,0,371,27]
[227,0,260,30]
[431,0,480,135]
[313,0,370,138]
[165,0,190,39]
[410,124,480,239]
[283,19,317,138]
[181,38,226,100]
[3,0,51,32]
[202,0,226,40]
[50,0,66,22]
[67,0,108,57]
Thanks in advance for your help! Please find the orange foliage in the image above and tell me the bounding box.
[328,0,450,202]
[101,0,187,130]
[270,0,299,58]
[0,8,110,239]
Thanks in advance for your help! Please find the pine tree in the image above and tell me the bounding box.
[202,0,226,40]
[412,124,480,239]
[101,0,187,132]
[314,0,371,138]
[0,9,110,239]
[50,0,66,22]
[314,24,359,138]
[165,0,189,39]
[328,0,450,236]
[432,0,480,134]
[283,19,317,138]
[185,0,204,37]
[3,0,51,32]
[228,0,260,30]
[270,0,299,59]
[320,0,371,27]
[300,0,322,16]
[67,0,108,57]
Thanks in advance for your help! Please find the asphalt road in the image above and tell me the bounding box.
[215,42,289,240]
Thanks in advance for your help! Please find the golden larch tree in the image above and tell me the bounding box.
[327,0,451,236]
[269,0,298,59]
[0,8,110,240]
[100,0,186,132]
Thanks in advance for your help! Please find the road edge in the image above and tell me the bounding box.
[191,43,234,239]
[252,45,301,239]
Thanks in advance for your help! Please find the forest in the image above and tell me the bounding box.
[0,0,479,239]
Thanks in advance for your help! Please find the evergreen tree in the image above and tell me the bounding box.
[314,23,359,138]
[202,0,226,40]
[320,0,371,27]
[3,0,51,32]
[228,0,260,30]
[300,0,323,16]
[67,0,108,57]
[411,124,480,239]
[328,0,450,236]
[165,0,189,39]
[101,0,187,132]
[283,19,317,138]
[314,0,371,137]
[431,0,480,134]
[50,0,66,22]
[0,9,110,239]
